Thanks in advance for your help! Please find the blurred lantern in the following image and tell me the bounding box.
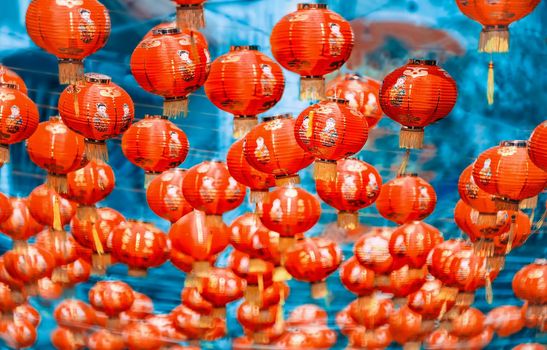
[354,228,402,278]
[170,248,217,274]
[0,65,28,94]
[408,277,456,321]
[0,198,44,248]
[424,328,459,350]
[172,0,206,30]
[181,286,213,318]
[26,116,87,193]
[270,4,354,100]
[326,73,383,128]
[37,277,64,300]
[528,121,547,171]
[146,168,193,224]
[348,324,392,349]
[379,59,457,149]
[458,164,502,226]
[123,322,162,350]
[25,0,111,84]
[3,245,55,294]
[54,299,96,332]
[110,221,170,276]
[182,161,245,227]
[228,250,274,306]
[301,324,337,349]
[130,27,210,118]
[65,159,115,220]
[382,265,429,304]
[229,213,281,266]
[171,304,206,340]
[227,138,275,204]
[14,303,41,328]
[237,301,279,344]
[513,344,546,350]
[87,329,125,350]
[146,313,188,344]
[294,98,369,180]
[28,185,76,232]
[122,115,189,186]
[244,114,314,186]
[201,267,245,318]
[2,318,37,349]
[287,304,328,327]
[465,327,494,350]
[51,327,85,350]
[35,229,78,282]
[339,256,375,297]
[0,82,39,164]
[89,281,135,323]
[64,258,92,286]
[0,192,12,224]
[205,45,285,137]
[284,237,342,299]
[0,282,26,316]
[0,257,25,294]
[376,173,437,224]
[316,158,382,230]
[512,259,546,324]
[450,307,485,338]
[492,210,531,257]
[473,140,547,210]
[58,73,134,161]
[119,292,154,323]
[485,305,525,337]
[389,305,433,350]
[389,221,443,268]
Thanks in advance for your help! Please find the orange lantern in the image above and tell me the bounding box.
[25,0,111,84]
[379,59,457,149]
[237,301,279,343]
[512,259,546,323]
[181,286,213,317]
[376,173,437,224]
[349,294,394,329]
[51,327,85,350]
[0,65,27,94]
[316,158,382,230]
[473,140,547,210]
[123,322,162,350]
[229,213,280,264]
[0,198,44,248]
[2,318,37,349]
[3,245,56,294]
[485,305,525,337]
[205,45,285,137]
[338,307,358,336]
[121,115,189,186]
[287,304,328,327]
[450,307,485,338]
[243,114,314,186]
[424,328,459,350]
[458,164,502,226]
[58,73,134,161]
[354,229,402,276]
[492,211,531,257]
[28,184,76,232]
[348,324,392,350]
[182,161,246,226]
[0,282,26,315]
[170,248,217,274]
[408,277,456,321]
[270,4,354,100]
[226,138,275,204]
[87,329,125,350]
[110,221,170,276]
[37,277,64,300]
[54,299,96,331]
[35,229,78,278]
[172,0,206,30]
[130,27,210,118]
[119,292,154,323]
[326,73,383,128]
[528,120,547,171]
[389,305,432,349]
[0,82,39,163]
[146,314,188,344]
[27,117,87,193]
[382,265,429,303]
[339,256,375,297]
[171,304,205,340]
[0,192,12,224]
[64,258,92,286]
[284,237,342,299]
[13,303,41,328]
[389,221,443,268]
[201,267,245,318]
[89,280,135,319]
[146,168,193,223]
[228,250,274,301]
[275,330,315,349]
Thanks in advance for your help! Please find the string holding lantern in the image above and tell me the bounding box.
[0,65,28,94]
[528,120,547,172]
[25,0,111,84]
[121,115,189,187]
[58,73,134,161]
[146,168,193,224]
[28,184,76,233]
[270,3,354,100]
[205,45,285,137]
[379,59,457,149]
[171,0,206,30]
[130,27,210,118]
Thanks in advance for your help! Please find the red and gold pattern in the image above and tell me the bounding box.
[201,267,245,318]
[389,221,443,268]
[88,280,135,317]
[0,65,27,94]
[28,184,76,231]
[146,168,193,223]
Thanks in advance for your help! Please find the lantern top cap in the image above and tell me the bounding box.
[263,113,292,122]
[49,116,62,122]
[85,73,111,84]
[347,73,362,80]
[298,3,328,10]
[397,172,419,178]
[230,45,259,51]
[499,140,527,148]
[143,115,168,120]
[0,82,19,90]
[153,27,180,35]
[408,59,437,66]
[327,96,349,104]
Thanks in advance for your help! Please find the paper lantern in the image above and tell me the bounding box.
[0,82,39,163]
[458,164,501,226]
[3,245,56,293]
[389,306,432,348]
[119,292,154,324]
[172,0,206,30]
[130,27,210,118]
[205,45,284,137]
[228,250,274,305]
[472,140,547,210]
[424,328,459,350]
[87,329,125,350]
[0,65,27,94]
[316,158,381,230]
[379,59,457,149]
[492,211,531,256]
[348,324,392,349]
[25,0,111,84]
[146,168,193,223]
[2,318,37,349]
[121,115,189,186]
[0,282,26,314]
[376,173,437,224]
[51,327,85,350]
[0,198,44,246]
[181,286,213,316]
[512,259,546,323]
[0,192,12,224]
[37,277,64,300]
[451,307,485,338]
[287,304,328,327]
[275,330,315,349]
[64,258,92,286]
[89,280,135,317]
[408,278,455,321]
[35,229,78,273]
[528,120,547,171]
[26,117,87,193]
[13,303,41,328]
[170,248,217,274]
[380,264,428,302]
[389,221,443,268]
[145,314,188,343]
[486,305,525,337]
[294,98,368,179]
[201,267,245,318]
[349,294,394,329]
[339,256,375,297]
[237,301,279,343]
[28,184,76,232]
[58,73,134,161]
[229,213,280,264]
[123,322,162,350]
[354,229,401,276]
[270,4,354,100]
[326,73,383,128]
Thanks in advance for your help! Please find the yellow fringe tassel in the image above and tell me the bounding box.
[52,195,62,232]
[487,61,494,105]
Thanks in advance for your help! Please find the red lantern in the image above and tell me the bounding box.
[0,65,27,94]
[146,314,188,344]
[2,318,37,349]
[348,294,394,329]
[408,277,456,321]
[110,221,170,276]
[348,324,392,350]
[0,192,12,224]
[181,286,213,316]
[243,114,314,186]
[485,305,525,337]
[87,329,125,350]
[284,237,342,299]
[146,168,193,223]
[25,0,111,84]
[0,198,44,246]
[182,161,246,226]
[354,229,401,276]
[270,4,354,100]
[529,121,547,171]
[14,303,41,328]
[0,83,39,163]
[226,138,275,203]
[382,265,429,302]
[122,115,189,186]
[287,304,328,327]
[35,229,78,279]
[316,158,382,230]
[228,250,274,298]
[89,280,135,318]
[37,277,64,300]
[379,59,457,149]
[229,213,281,264]
[51,327,85,350]
[58,73,134,161]
[237,301,279,343]
[458,164,502,226]
[3,245,55,294]
[130,27,210,118]
[205,45,285,137]
[0,282,26,314]
[170,248,217,274]
[473,140,547,210]
[27,117,87,193]
[389,305,432,348]
[275,330,315,349]
[54,299,96,332]
[512,259,546,324]
[376,173,437,224]
[326,73,383,128]
[339,256,375,297]
[28,185,76,232]
[64,258,92,286]
[171,304,205,340]
[424,328,459,350]
[492,211,531,256]
[200,267,245,318]
[119,292,154,324]
[389,221,443,268]
[450,307,485,338]
[123,322,162,350]
[172,0,206,30]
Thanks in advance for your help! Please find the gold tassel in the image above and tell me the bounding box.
[485,271,493,304]
[52,195,62,232]
[92,223,104,255]
[534,206,546,232]
[487,60,494,105]
[505,214,516,254]
[306,111,314,138]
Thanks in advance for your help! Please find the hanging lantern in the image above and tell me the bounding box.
[182,160,246,227]
[228,249,274,306]
[0,282,27,316]
[316,158,382,230]
[87,329,125,350]
[389,221,443,269]
[171,303,207,340]
[492,211,531,256]
[376,173,437,224]
[237,301,279,344]
[294,98,369,180]
[3,245,56,295]
[205,45,285,137]
[270,3,354,100]
[354,229,402,277]
[450,307,485,339]
[64,258,92,287]
[123,321,162,350]
[89,280,135,323]
[54,299,96,333]
[35,229,78,282]
[0,82,39,164]
[170,248,217,275]
[348,324,392,350]
[171,0,206,30]
[37,277,64,300]
[130,27,210,118]
[181,286,214,319]
[424,328,459,350]
[512,259,546,324]
[486,305,525,337]
[326,73,383,129]
[51,327,85,350]
[380,265,429,305]
[146,168,193,224]
[528,120,547,171]
[121,115,189,186]
[339,256,375,297]
[28,184,76,232]
[0,192,12,224]
[408,277,456,321]
[58,73,134,161]
[146,313,188,344]
[389,305,433,350]
[26,116,87,193]
[13,303,41,328]
[458,164,502,226]
[0,65,28,94]
[2,318,37,349]
[25,0,111,84]
[0,198,44,249]
[200,267,245,318]
[379,59,457,149]
[229,213,281,266]
[348,294,394,329]
[472,140,547,210]
[275,330,315,349]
